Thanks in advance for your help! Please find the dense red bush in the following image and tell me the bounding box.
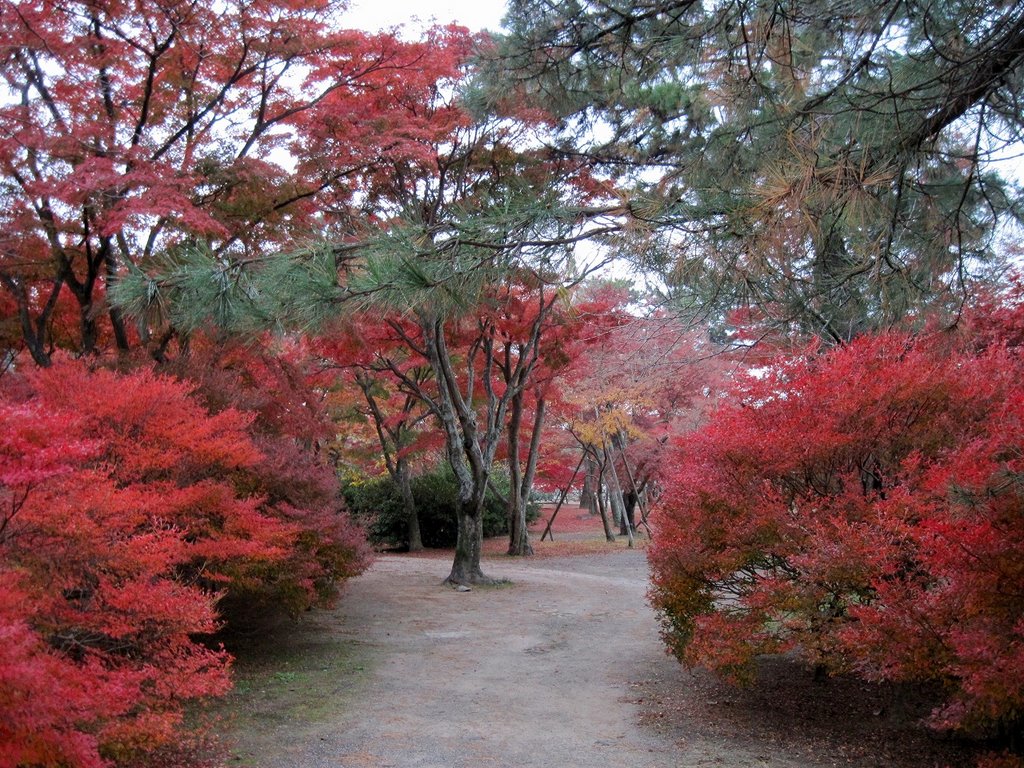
[164,339,371,618]
[649,313,1024,739]
[0,357,368,766]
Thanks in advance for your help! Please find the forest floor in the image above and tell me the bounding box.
[211,506,978,768]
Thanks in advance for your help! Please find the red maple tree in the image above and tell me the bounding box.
[0,0,473,364]
[0,353,369,766]
[170,336,372,617]
[648,301,1024,743]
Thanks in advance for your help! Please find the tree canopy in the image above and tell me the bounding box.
[0,0,473,363]
[498,0,1024,338]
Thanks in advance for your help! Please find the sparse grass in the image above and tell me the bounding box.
[206,506,645,764]
[206,620,375,765]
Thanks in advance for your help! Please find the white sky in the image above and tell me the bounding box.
[343,0,508,33]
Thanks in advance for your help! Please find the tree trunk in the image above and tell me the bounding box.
[447,496,487,585]
[396,457,422,552]
[80,303,100,356]
[623,490,638,535]
[605,448,634,547]
[608,467,622,527]
[507,393,528,555]
[508,395,544,557]
[581,456,598,510]
[3,275,58,367]
[105,241,131,353]
[418,314,495,585]
[507,486,534,556]
[595,468,616,542]
[108,305,131,353]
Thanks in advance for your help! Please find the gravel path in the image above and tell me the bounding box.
[221,549,974,768]
[226,549,695,767]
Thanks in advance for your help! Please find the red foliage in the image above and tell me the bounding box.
[544,299,731,499]
[313,315,443,478]
[1,574,113,768]
[649,308,1024,739]
[162,338,372,616]
[0,361,250,765]
[0,0,477,361]
[0,355,368,766]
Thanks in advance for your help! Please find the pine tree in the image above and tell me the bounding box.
[498,0,1024,337]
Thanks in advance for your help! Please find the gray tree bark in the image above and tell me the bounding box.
[604,447,634,548]
[508,393,546,556]
[594,460,616,542]
[396,456,422,552]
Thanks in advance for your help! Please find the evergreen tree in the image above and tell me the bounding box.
[498,0,1024,338]
[116,60,611,585]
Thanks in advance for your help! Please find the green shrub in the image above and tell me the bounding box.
[342,464,540,549]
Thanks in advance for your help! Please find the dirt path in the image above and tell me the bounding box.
[227,550,685,767]
[221,547,973,768]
